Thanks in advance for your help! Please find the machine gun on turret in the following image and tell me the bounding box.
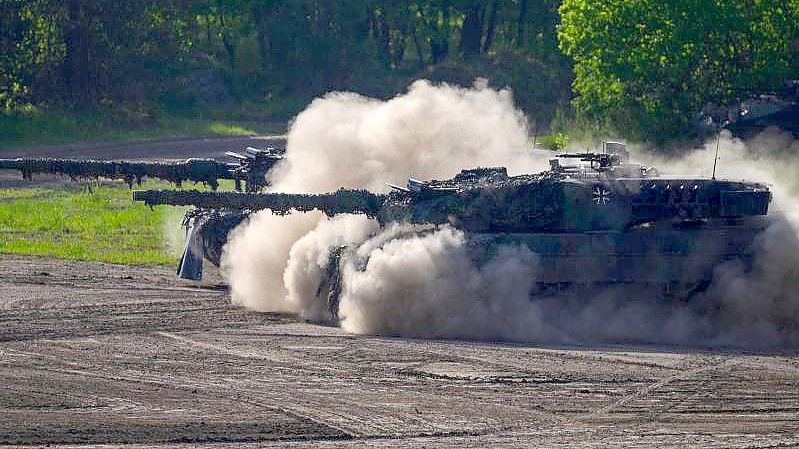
[557,152,622,170]
[555,141,631,171]
[0,147,283,192]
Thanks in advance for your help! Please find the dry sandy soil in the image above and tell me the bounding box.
[0,138,798,447]
[0,255,798,448]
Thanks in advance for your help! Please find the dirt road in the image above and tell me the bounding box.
[1,136,286,160]
[0,254,797,448]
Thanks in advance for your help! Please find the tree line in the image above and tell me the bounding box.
[559,0,799,140]
[1,0,797,141]
[0,1,566,122]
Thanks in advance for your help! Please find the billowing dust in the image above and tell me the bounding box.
[221,81,799,348]
[267,79,547,193]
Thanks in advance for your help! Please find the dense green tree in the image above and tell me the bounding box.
[0,0,570,124]
[559,0,799,141]
[1,0,191,109]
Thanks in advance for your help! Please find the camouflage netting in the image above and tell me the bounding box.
[133,167,565,231]
[379,170,564,231]
[133,188,386,217]
[0,154,290,191]
[0,158,234,188]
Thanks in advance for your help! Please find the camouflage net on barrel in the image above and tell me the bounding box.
[0,158,235,189]
[133,188,386,217]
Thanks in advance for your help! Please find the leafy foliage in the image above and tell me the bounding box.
[559,0,799,141]
[0,0,571,125]
[538,132,568,151]
[4,0,795,142]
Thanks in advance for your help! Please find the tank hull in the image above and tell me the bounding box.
[195,214,770,287]
[473,216,770,288]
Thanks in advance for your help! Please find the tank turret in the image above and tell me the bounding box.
[136,143,770,231]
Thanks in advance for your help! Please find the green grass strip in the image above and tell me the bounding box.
[0,108,284,149]
[0,183,186,265]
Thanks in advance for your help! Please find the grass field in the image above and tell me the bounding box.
[0,181,190,265]
[0,108,285,149]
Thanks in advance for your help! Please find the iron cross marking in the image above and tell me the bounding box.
[593,185,613,205]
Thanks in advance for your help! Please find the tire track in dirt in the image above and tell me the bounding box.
[154,330,570,438]
[585,356,733,417]
[1,256,798,446]
[156,331,292,364]
[153,331,453,438]
[1,349,353,443]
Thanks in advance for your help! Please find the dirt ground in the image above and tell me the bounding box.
[0,254,798,448]
[0,138,798,447]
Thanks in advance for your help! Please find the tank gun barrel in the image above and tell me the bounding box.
[0,152,283,191]
[132,189,386,217]
[0,157,238,189]
[558,152,613,161]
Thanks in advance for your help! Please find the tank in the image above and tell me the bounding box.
[0,146,283,191]
[132,142,772,309]
[699,79,799,138]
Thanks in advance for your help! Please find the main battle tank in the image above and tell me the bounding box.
[0,146,283,191]
[132,142,772,307]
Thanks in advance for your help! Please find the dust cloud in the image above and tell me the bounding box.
[284,214,378,322]
[338,225,546,341]
[221,80,799,348]
[268,79,547,193]
[223,79,547,320]
[222,210,323,312]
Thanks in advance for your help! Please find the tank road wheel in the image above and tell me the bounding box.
[198,213,248,267]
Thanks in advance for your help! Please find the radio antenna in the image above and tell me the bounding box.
[711,120,729,180]
[711,132,721,180]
